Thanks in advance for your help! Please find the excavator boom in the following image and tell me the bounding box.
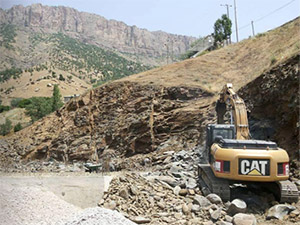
[216,83,250,140]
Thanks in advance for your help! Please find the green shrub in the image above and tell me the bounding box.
[0,67,22,82]
[11,98,23,108]
[0,105,10,113]
[0,118,12,136]
[17,98,32,108]
[14,122,22,132]
[20,85,63,122]
[59,74,65,81]
[0,24,17,50]
[271,56,277,65]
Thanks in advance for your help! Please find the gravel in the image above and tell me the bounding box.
[62,207,136,225]
[0,180,135,225]
[0,183,80,225]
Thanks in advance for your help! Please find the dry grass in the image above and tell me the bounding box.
[0,108,31,127]
[120,17,300,94]
[0,69,91,105]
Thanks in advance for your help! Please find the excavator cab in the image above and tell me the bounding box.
[206,124,235,163]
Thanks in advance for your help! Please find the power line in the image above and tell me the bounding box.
[231,0,297,34]
[254,0,297,23]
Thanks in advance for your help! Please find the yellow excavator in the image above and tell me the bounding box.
[198,83,298,203]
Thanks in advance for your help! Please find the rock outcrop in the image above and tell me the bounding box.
[0,4,196,65]
[239,54,299,158]
[0,81,214,170]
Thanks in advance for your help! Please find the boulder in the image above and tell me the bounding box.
[193,195,211,207]
[295,180,300,186]
[131,216,151,224]
[210,208,222,221]
[169,164,182,174]
[179,189,188,196]
[266,204,296,220]
[207,193,222,204]
[157,200,165,209]
[182,203,190,215]
[185,178,197,189]
[130,185,139,195]
[188,189,195,195]
[156,176,177,187]
[233,213,257,225]
[103,200,117,210]
[119,187,129,199]
[173,186,181,195]
[191,204,201,212]
[290,209,300,217]
[227,199,247,215]
[225,215,233,223]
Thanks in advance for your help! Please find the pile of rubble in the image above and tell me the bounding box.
[99,172,257,225]
[99,148,300,225]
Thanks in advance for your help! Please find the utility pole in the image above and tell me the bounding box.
[220,4,232,44]
[251,21,255,37]
[233,0,239,42]
[220,4,232,18]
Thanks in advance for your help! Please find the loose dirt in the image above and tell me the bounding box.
[0,173,116,225]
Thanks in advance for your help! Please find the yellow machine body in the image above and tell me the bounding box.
[210,143,289,182]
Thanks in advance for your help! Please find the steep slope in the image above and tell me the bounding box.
[0,18,299,170]
[239,53,299,158]
[122,18,300,93]
[0,4,196,66]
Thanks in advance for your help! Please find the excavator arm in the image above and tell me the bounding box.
[216,83,250,140]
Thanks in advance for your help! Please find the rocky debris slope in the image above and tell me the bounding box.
[0,4,196,65]
[100,172,234,225]
[239,53,299,159]
[100,147,300,224]
[0,81,215,171]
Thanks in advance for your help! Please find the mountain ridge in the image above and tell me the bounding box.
[0,3,196,66]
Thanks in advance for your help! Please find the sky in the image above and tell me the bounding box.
[1,0,299,42]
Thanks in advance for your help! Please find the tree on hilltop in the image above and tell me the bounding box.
[52,84,63,111]
[213,14,232,47]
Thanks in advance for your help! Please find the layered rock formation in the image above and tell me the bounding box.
[239,54,299,158]
[0,81,214,169]
[0,4,196,65]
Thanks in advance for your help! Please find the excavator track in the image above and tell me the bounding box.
[198,164,231,202]
[277,180,299,203]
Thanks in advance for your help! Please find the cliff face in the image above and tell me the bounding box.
[0,4,196,65]
[0,81,214,170]
[239,54,299,158]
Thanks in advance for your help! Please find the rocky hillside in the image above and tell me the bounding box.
[0,18,299,170]
[0,81,215,169]
[239,53,299,158]
[0,4,196,66]
[0,25,150,104]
